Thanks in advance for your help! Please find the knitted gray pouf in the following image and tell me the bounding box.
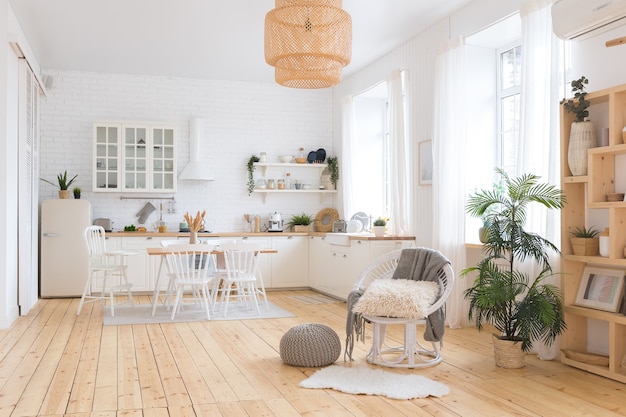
[280,323,341,367]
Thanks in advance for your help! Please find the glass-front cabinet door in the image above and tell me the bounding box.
[152,127,175,191]
[93,121,176,193]
[93,124,121,191]
[123,126,148,191]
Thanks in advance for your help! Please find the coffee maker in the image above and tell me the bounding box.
[269,212,283,232]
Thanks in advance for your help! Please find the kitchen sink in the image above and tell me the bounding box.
[325,232,372,246]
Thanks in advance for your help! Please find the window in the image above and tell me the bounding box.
[464,13,521,243]
[352,82,389,222]
[497,44,521,177]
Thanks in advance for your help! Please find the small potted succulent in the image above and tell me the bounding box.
[287,213,313,232]
[73,187,82,199]
[569,226,599,256]
[41,171,78,199]
[372,217,386,237]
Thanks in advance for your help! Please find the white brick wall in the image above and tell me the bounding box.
[39,71,335,232]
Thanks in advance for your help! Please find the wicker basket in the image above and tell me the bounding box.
[292,225,310,232]
[607,193,625,202]
[492,334,525,368]
[570,237,599,256]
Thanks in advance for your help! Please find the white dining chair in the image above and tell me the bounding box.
[78,225,134,317]
[163,244,216,320]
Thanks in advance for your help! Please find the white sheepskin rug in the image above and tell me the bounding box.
[299,365,450,400]
[352,279,439,319]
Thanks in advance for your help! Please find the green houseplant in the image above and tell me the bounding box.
[569,226,599,256]
[41,171,78,199]
[72,187,82,199]
[461,168,567,368]
[372,217,386,237]
[326,156,339,189]
[246,155,260,196]
[561,76,595,176]
[287,213,313,232]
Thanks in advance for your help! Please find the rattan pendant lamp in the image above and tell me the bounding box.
[265,0,352,89]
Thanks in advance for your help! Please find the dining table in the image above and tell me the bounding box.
[146,246,278,316]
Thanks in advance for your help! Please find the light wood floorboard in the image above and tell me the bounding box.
[0,290,624,416]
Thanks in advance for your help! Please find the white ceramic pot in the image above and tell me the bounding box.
[600,236,609,257]
[373,226,385,237]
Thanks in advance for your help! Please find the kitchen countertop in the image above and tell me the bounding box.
[106,231,415,241]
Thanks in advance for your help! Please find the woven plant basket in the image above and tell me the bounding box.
[292,225,310,232]
[567,120,597,176]
[570,237,599,256]
[492,334,525,368]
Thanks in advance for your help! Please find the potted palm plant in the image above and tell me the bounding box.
[41,171,78,199]
[461,168,567,368]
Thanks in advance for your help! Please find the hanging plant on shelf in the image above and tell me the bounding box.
[326,156,339,188]
[247,155,260,196]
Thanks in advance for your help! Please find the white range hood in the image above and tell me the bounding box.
[178,118,215,181]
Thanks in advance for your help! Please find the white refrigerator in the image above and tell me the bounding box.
[40,199,92,297]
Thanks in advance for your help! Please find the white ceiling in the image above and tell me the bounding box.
[9,0,471,84]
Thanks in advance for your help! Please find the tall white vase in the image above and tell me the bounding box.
[568,120,597,176]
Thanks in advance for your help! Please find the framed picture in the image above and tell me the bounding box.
[419,140,432,185]
[575,267,625,312]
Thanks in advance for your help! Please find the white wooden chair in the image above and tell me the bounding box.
[211,240,269,314]
[78,226,134,317]
[164,244,216,320]
[351,249,454,368]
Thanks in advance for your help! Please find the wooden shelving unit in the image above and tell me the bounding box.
[560,82,626,384]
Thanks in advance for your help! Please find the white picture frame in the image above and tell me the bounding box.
[419,140,432,185]
[575,267,625,312]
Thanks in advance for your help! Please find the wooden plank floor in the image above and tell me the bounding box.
[0,290,625,416]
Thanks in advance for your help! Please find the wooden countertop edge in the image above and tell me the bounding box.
[107,231,415,241]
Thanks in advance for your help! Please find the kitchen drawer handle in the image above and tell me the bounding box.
[43,233,58,237]
[287,236,293,239]
[146,236,153,240]
[242,236,249,240]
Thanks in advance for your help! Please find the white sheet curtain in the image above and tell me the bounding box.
[340,95,356,220]
[387,69,411,236]
[518,0,564,360]
[432,37,468,329]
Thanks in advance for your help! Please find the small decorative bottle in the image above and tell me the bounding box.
[277,179,285,190]
[285,173,292,189]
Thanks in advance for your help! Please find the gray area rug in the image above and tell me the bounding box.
[103,301,295,325]
[300,365,450,400]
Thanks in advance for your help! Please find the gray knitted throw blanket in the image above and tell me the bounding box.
[345,247,451,361]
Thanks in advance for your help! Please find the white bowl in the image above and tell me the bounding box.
[279,155,293,163]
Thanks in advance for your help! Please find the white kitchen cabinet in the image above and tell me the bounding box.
[93,124,121,191]
[308,236,329,290]
[93,121,176,193]
[369,239,414,259]
[271,235,308,288]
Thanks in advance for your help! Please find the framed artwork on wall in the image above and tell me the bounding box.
[419,140,432,185]
[575,267,625,312]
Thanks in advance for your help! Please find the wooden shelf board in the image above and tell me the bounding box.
[564,305,626,324]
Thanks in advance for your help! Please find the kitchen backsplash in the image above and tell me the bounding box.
[38,70,336,232]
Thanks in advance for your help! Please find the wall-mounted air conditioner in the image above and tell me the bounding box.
[552,0,626,40]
